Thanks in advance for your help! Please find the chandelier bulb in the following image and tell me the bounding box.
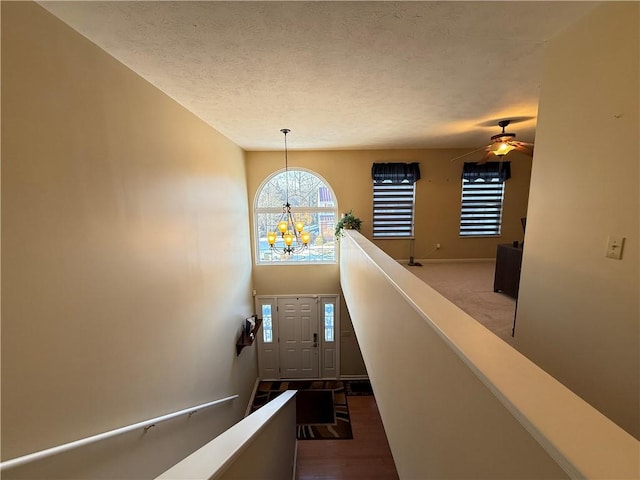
[284,233,294,246]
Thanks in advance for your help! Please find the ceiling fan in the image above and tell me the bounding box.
[451,120,534,164]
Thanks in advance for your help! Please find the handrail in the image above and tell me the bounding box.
[0,394,239,471]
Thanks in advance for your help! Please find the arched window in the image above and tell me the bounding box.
[255,168,337,264]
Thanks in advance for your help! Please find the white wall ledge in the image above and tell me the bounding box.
[155,390,296,480]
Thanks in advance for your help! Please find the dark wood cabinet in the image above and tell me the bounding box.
[494,244,523,299]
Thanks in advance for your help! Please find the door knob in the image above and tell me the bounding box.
[313,333,318,348]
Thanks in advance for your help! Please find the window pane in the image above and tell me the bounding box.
[257,171,335,208]
[256,211,336,263]
[324,303,334,342]
[255,169,337,264]
[459,178,505,236]
[261,304,273,343]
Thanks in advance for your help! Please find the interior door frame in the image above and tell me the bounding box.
[255,294,340,380]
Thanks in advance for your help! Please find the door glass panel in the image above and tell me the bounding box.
[324,303,334,342]
[262,304,273,343]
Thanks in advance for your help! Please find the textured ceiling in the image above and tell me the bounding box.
[38,1,598,151]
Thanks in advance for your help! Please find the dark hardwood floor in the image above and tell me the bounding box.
[296,395,399,480]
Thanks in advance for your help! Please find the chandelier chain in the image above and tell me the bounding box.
[281,128,290,204]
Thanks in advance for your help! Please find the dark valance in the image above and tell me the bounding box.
[372,162,421,184]
[462,162,511,183]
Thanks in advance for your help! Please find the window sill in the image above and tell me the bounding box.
[255,261,338,266]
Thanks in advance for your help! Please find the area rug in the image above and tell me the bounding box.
[250,380,353,440]
[345,379,374,396]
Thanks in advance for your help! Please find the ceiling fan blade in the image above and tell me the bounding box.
[476,151,493,165]
[450,145,491,163]
[513,143,534,156]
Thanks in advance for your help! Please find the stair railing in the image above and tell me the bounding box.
[0,394,238,471]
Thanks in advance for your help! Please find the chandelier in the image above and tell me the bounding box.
[267,129,310,255]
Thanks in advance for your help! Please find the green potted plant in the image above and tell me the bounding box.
[335,210,362,239]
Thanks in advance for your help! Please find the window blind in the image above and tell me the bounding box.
[373,183,415,238]
[459,178,505,236]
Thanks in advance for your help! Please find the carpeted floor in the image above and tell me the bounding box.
[250,380,353,440]
[405,260,516,343]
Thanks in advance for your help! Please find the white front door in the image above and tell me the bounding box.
[256,295,340,380]
[278,297,319,379]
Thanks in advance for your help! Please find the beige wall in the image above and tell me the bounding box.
[1,2,257,478]
[247,148,532,262]
[515,2,639,439]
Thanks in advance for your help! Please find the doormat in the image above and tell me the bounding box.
[345,379,374,396]
[296,390,335,424]
[250,380,353,440]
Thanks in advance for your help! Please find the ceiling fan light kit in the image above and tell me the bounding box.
[450,119,534,164]
[490,120,518,156]
[490,142,516,156]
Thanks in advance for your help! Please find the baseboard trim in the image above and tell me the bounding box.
[398,257,495,264]
[257,376,341,382]
[339,374,370,380]
[256,375,369,383]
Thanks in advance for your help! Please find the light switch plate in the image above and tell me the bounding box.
[605,235,625,260]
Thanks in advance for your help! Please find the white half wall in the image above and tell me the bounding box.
[340,230,638,480]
